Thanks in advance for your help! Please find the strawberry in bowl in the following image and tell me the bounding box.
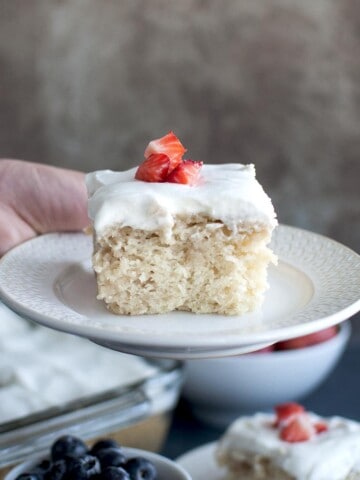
[182,322,351,428]
[275,326,338,350]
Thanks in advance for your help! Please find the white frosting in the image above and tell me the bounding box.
[217,413,360,480]
[0,303,158,423]
[86,164,277,239]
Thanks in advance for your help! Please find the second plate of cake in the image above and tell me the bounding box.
[176,404,360,479]
[0,225,359,359]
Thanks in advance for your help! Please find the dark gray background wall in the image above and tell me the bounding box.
[0,0,359,329]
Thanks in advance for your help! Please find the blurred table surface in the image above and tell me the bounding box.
[162,339,360,460]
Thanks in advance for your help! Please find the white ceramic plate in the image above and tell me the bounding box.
[176,442,224,480]
[0,225,359,359]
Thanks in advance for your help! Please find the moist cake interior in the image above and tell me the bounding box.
[93,214,275,315]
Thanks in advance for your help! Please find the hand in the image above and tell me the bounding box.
[0,159,89,256]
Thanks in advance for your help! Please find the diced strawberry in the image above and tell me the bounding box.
[314,421,328,434]
[275,402,305,427]
[275,327,338,350]
[135,153,170,182]
[144,131,187,171]
[280,415,315,443]
[166,160,203,186]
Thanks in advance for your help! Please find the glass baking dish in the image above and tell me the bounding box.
[0,357,183,478]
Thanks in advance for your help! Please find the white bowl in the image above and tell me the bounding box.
[182,321,351,428]
[5,447,191,480]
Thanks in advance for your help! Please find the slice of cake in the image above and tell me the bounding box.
[86,132,277,315]
[216,403,360,480]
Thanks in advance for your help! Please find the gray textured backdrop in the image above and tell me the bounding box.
[0,0,359,329]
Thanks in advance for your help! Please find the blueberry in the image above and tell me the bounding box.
[28,471,45,480]
[90,439,121,456]
[30,459,51,480]
[51,435,88,462]
[66,454,100,480]
[35,460,52,473]
[44,460,67,480]
[15,474,41,480]
[124,458,157,480]
[95,448,126,469]
[101,466,130,480]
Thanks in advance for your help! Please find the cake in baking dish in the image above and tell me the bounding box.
[86,132,277,315]
[216,403,360,480]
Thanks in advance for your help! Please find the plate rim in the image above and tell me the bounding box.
[0,225,359,353]
[176,441,220,479]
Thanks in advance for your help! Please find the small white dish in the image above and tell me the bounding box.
[176,442,223,480]
[0,225,359,359]
[182,322,351,428]
[6,448,192,480]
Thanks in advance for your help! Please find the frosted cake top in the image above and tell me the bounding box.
[86,163,277,238]
[217,411,360,480]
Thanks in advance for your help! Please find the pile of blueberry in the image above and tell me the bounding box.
[15,435,158,480]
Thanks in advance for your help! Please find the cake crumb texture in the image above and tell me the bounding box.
[217,451,293,480]
[217,451,360,480]
[93,215,275,315]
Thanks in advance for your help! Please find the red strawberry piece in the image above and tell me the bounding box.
[275,402,305,427]
[280,414,315,443]
[275,326,338,350]
[144,131,187,171]
[314,421,328,434]
[166,160,203,186]
[243,345,275,357]
[135,153,170,182]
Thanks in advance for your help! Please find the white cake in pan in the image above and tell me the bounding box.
[216,405,360,480]
[0,303,158,423]
[86,134,277,316]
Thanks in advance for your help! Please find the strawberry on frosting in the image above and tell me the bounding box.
[274,402,305,428]
[166,160,203,186]
[280,414,316,443]
[144,131,187,171]
[314,421,329,434]
[135,153,170,182]
[275,402,328,443]
[135,131,203,186]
